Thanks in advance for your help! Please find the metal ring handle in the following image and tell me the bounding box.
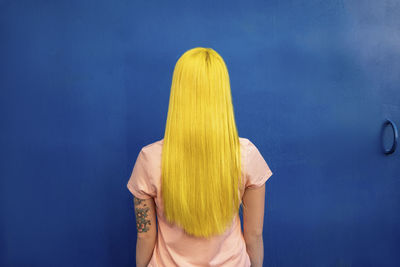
[381,119,398,155]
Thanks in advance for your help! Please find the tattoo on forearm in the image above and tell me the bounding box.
[134,197,151,233]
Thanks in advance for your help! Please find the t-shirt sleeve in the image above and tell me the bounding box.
[126,148,156,199]
[245,140,273,189]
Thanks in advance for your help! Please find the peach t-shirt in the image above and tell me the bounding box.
[127,137,273,267]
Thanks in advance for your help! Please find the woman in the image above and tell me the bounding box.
[127,47,273,267]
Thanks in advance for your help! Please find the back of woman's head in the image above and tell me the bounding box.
[162,47,242,238]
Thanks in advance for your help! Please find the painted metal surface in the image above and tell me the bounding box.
[1,1,399,266]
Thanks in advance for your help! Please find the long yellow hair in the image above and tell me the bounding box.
[161,47,242,238]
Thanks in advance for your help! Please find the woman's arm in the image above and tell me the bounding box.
[242,184,266,267]
[133,196,157,267]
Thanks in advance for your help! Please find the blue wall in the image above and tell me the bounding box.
[1,0,400,266]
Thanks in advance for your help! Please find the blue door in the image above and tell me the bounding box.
[1,1,399,266]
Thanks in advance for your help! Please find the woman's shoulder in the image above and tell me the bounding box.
[239,137,261,150]
[140,137,252,154]
[239,137,255,152]
[239,136,250,144]
[138,139,163,161]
